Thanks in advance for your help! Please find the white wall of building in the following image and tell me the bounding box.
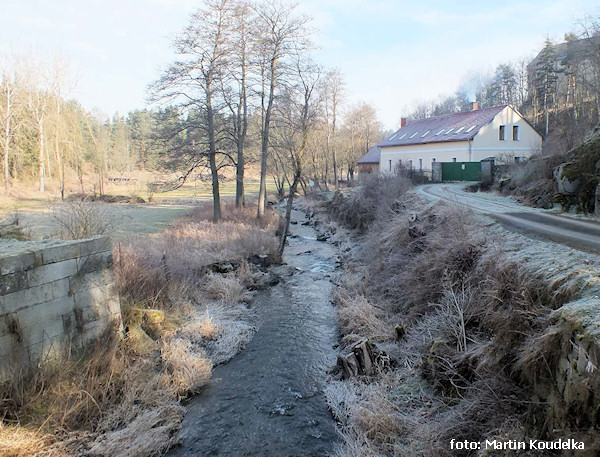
[470,106,542,162]
[378,106,542,174]
[379,141,471,174]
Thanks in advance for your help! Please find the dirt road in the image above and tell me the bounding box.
[418,183,600,253]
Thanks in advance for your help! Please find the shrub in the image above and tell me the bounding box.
[51,200,114,240]
[329,175,412,231]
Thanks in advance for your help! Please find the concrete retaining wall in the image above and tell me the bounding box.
[0,236,122,373]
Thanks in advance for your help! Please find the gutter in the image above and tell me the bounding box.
[468,139,472,161]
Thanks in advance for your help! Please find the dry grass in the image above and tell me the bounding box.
[329,175,412,231]
[161,339,212,396]
[1,200,275,456]
[334,292,395,346]
[115,201,279,306]
[204,272,247,303]
[326,189,592,457]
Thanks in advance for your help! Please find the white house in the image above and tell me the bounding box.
[365,105,542,175]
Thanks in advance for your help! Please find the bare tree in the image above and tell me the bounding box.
[224,0,252,207]
[252,0,311,218]
[153,0,234,222]
[0,60,20,194]
[24,57,50,192]
[274,58,320,256]
[49,55,72,199]
[321,69,344,190]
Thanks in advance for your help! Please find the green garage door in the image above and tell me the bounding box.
[441,162,481,181]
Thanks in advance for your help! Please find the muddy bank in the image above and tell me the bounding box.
[168,207,340,456]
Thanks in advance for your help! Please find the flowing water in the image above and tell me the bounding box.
[168,208,339,456]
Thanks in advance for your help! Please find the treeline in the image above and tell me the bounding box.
[407,15,600,152]
[1,0,385,222]
[0,55,191,197]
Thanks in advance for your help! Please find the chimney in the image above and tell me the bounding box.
[400,117,407,128]
[470,102,479,111]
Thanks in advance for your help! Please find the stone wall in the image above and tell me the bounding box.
[0,236,121,373]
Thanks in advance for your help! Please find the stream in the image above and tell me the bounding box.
[168,207,340,456]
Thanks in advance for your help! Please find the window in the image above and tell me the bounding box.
[409,132,418,138]
[435,129,445,136]
[513,125,519,141]
[419,159,423,170]
[408,160,413,169]
[398,133,407,140]
[388,134,396,141]
[499,125,506,141]
[455,127,464,134]
[388,159,392,171]
[432,158,436,163]
[445,128,454,134]
[421,130,430,137]
[466,125,476,133]
[452,157,457,162]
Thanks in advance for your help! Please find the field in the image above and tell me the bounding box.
[1,176,278,240]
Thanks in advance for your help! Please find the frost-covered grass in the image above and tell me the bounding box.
[326,188,600,457]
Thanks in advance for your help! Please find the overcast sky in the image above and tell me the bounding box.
[1,0,598,128]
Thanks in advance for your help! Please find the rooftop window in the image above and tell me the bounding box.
[421,130,430,137]
[398,133,407,140]
[455,127,465,134]
[445,128,454,134]
[435,129,445,136]
[409,132,418,138]
[466,125,476,132]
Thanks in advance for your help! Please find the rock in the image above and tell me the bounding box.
[554,163,581,195]
[316,234,328,242]
[249,271,280,290]
[248,254,272,268]
[211,261,235,273]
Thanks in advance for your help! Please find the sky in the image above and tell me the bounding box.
[1,0,598,129]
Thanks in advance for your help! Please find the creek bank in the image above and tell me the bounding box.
[167,203,341,456]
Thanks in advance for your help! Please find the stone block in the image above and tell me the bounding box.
[0,270,28,296]
[18,296,75,333]
[24,316,67,348]
[27,259,77,287]
[0,334,14,358]
[70,269,115,293]
[77,251,113,275]
[52,278,71,299]
[0,252,35,275]
[37,241,82,265]
[0,283,54,314]
[79,236,112,257]
[73,282,117,310]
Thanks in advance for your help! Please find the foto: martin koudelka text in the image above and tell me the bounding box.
[450,438,585,451]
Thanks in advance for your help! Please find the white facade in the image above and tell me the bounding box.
[379,106,542,174]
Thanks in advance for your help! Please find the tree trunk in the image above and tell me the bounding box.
[258,55,278,218]
[3,114,10,194]
[38,120,45,192]
[207,86,221,222]
[235,145,245,207]
[278,171,300,258]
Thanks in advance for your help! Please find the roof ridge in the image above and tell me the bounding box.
[407,104,507,124]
